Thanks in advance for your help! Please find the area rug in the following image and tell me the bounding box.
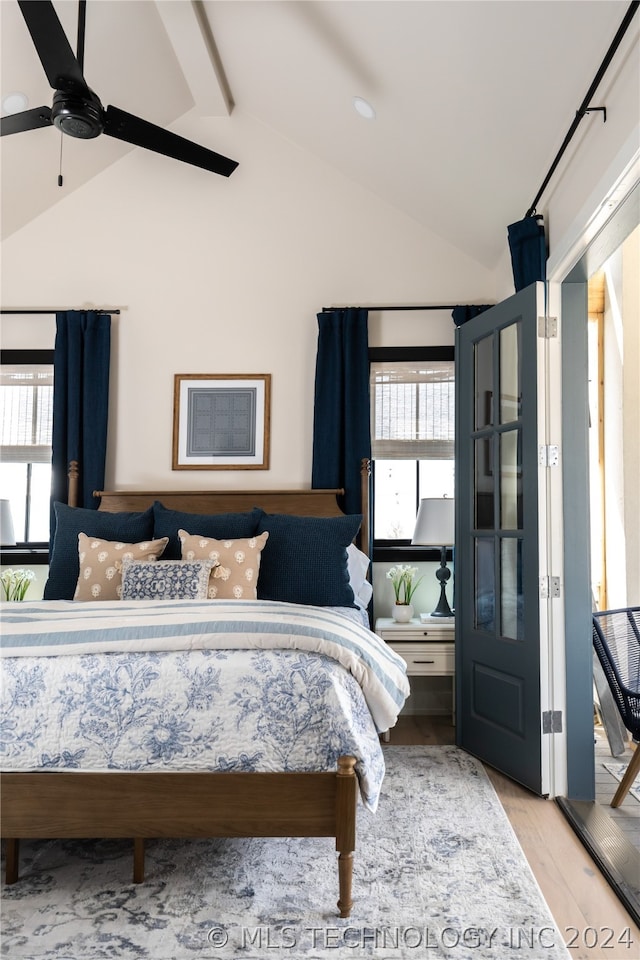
[1,746,570,960]
[603,761,640,802]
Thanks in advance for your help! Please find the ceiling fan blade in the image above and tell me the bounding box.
[0,106,53,137]
[18,0,87,92]
[103,105,238,177]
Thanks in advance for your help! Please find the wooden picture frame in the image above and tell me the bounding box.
[172,374,271,470]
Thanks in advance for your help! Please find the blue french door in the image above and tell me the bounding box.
[455,282,546,794]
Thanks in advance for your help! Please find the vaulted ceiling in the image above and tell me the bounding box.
[0,0,633,269]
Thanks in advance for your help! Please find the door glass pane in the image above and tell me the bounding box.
[500,430,522,530]
[475,437,493,529]
[501,538,523,640]
[475,537,495,631]
[500,322,521,424]
[474,335,493,429]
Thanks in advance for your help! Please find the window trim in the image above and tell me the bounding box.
[369,344,455,563]
[368,346,454,363]
[1,348,54,561]
[0,547,49,565]
[1,349,54,366]
[375,542,453,563]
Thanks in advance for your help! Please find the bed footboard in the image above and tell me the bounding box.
[1,757,358,916]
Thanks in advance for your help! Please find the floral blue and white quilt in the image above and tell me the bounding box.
[0,600,410,812]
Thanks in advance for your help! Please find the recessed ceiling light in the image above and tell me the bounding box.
[353,96,376,120]
[2,91,29,115]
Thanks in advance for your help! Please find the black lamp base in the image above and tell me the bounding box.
[430,545,453,618]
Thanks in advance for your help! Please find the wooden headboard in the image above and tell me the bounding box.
[82,459,371,552]
[94,489,345,519]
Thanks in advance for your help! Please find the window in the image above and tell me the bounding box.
[0,350,54,550]
[370,347,454,551]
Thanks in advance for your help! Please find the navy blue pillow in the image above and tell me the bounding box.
[44,501,155,600]
[255,511,362,607]
[152,501,263,559]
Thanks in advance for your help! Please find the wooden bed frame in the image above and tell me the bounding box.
[2,482,372,918]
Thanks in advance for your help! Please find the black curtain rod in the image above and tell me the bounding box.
[1,308,120,315]
[525,0,639,218]
[322,304,458,312]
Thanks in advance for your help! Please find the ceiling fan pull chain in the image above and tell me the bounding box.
[58,132,64,187]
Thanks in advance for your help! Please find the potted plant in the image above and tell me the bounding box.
[1,568,35,601]
[386,564,423,622]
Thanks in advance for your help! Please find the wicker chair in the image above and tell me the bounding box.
[592,607,640,807]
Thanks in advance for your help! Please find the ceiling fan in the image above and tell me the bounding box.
[0,0,238,177]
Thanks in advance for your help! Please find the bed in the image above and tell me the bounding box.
[0,482,408,918]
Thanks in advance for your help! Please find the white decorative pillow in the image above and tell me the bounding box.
[179,529,269,600]
[74,533,169,601]
[355,578,373,609]
[120,559,214,601]
[346,543,372,608]
[347,544,370,595]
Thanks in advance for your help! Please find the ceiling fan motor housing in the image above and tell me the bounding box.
[52,88,103,139]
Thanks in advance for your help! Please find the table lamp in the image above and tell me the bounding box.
[412,497,454,617]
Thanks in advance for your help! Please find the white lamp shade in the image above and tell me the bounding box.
[412,497,454,546]
[0,500,16,546]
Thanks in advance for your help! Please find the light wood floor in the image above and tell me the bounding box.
[387,716,640,960]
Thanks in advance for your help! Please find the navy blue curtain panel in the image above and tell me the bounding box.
[452,304,492,326]
[311,308,370,517]
[51,311,111,526]
[508,215,547,291]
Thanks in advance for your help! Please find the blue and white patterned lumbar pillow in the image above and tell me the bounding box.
[120,558,214,600]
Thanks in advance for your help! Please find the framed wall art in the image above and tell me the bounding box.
[172,374,271,470]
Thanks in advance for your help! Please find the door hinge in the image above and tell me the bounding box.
[538,444,559,467]
[538,316,558,338]
[542,710,563,734]
[539,576,561,599]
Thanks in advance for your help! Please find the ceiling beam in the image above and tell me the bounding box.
[155,0,233,117]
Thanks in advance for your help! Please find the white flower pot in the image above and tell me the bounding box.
[393,603,414,622]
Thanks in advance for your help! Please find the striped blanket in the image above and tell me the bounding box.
[1,599,409,734]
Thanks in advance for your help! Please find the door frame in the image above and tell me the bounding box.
[551,174,639,799]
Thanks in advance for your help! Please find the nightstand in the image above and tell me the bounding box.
[375,617,455,735]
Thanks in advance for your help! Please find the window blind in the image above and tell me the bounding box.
[0,365,54,463]
[371,360,454,459]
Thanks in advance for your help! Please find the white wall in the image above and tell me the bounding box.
[1,110,491,494]
[4,10,638,488]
